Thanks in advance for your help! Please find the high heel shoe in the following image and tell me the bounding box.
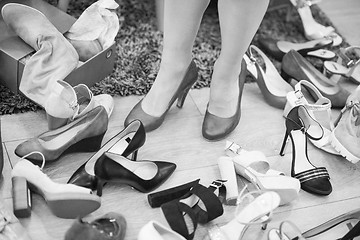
[15,106,108,162]
[284,80,340,156]
[124,60,198,132]
[279,105,332,195]
[258,38,334,61]
[206,191,281,240]
[287,0,342,46]
[223,149,300,205]
[281,50,350,108]
[94,152,176,196]
[323,46,360,85]
[68,119,146,191]
[45,80,114,130]
[244,45,293,109]
[202,59,246,141]
[12,152,101,219]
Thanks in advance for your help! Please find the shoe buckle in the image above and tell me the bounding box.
[210,180,227,189]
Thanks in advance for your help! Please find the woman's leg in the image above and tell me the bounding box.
[141,0,210,117]
[208,0,269,117]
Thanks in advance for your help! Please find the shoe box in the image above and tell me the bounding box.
[0,0,116,94]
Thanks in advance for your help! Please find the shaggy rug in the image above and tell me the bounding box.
[0,0,347,114]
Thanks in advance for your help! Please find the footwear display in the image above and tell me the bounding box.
[11,154,101,219]
[324,46,360,85]
[205,191,280,240]
[68,119,146,191]
[124,59,198,132]
[64,212,126,240]
[15,106,108,163]
[284,80,339,155]
[287,0,342,46]
[330,85,360,163]
[281,50,350,108]
[202,59,246,141]
[138,220,186,240]
[222,148,300,205]
[160,180,226,240]
[95,152,176,196]
[258,37,334,61]
[280,105,332,195]
[45,80,114,130]
[244,45,293,109]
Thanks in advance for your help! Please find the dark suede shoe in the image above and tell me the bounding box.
[65,212,127,240]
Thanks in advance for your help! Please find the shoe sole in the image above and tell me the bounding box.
[330,131,360,164]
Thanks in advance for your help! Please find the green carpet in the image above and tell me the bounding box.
[0,0,347,115]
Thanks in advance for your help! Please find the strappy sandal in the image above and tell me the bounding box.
[324,46,360,84]
[258,38,335,61]
[283,80,340,155]
[160,180,226,240]
[287,0,343,46]
[224,141,300,206]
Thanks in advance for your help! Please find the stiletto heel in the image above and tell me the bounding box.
[96,179,104,197]
[68,119,146,191]
[124,60,199,132]
[279,132,290,156]
[280,105,332,195]
[94,152,176,195]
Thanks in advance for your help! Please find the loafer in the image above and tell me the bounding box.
[65,212,126,240]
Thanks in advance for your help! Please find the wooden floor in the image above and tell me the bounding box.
[1,1,360,240]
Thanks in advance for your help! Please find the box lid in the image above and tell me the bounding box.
[0,0,76,60]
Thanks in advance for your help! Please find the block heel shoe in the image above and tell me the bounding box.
[12,152,101,219]
[15,106,108,163]
[124,60,199,132]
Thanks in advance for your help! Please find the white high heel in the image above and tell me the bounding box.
[225,142,300,206]
[283,80,339,156]
[206,191,281,240]
[138,221,186,240]
[45,80,114,130]
[287,0,342,46]
[11,152,101,219]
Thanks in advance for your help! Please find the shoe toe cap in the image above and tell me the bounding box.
[301,178,332,195]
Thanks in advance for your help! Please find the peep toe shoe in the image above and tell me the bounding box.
[95,152,176,196]
[124,60,198,132]
[281,50,350,108]
[68,119,146,191]
[15,106,108,163]
[202,59,246,141]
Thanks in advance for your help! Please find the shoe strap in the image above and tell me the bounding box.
[293,80,334,130]
[293,167,330,184]
[72,84,95,120]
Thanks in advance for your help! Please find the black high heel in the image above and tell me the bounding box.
[95,152,176,196]
[68,119,146,190]
[279,105,332,195]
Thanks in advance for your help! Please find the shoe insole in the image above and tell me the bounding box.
[277,38,332,53]
[85,132,136,175]
[307,49,336,60]
[291,130,316,174]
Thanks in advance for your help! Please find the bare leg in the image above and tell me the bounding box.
[58,0,71,12]
[208,0,269,117]
[141,0,210,117]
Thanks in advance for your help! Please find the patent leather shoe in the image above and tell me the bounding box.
[202,59,246,141]
[95,152,176,196]
[68,119,146,191]
[281,50,350,108]
[65,212,126,240]
[124,60,198,132]
[15,106,108,163]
